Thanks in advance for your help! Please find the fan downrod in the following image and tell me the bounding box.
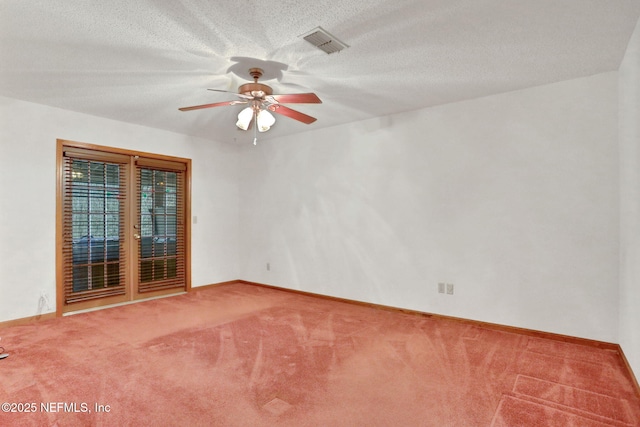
[239,68,272,96]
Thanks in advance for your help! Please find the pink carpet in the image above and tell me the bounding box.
[0,282,638,426]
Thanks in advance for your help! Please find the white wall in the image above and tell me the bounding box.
[0,96,240,322]
[619,17,640,380]
[239,72,620,343]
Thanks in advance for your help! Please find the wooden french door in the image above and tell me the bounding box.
[134,158,187,294]
[57,141,190,314]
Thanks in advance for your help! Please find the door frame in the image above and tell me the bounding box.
[55,139,192,315]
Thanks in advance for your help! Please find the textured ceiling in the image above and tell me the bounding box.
[1,0,639,144]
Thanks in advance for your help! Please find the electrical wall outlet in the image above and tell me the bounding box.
[266,262,270,271]
[438,282,445,294]
[446,283,454,295]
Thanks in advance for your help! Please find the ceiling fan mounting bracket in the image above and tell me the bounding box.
[248,68,264,81]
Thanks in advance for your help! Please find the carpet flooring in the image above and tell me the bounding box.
[0,282,638,426]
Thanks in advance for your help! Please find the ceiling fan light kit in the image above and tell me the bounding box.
[235,107,253,131]
[179,67,322,145]
[256,109,276,132]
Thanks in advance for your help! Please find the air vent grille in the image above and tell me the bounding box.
[302,27,348,54]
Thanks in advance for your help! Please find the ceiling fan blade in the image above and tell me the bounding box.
[267,93,322,104]
[207,89,253,100]
[179,100,246,111]
[268,104,317,124]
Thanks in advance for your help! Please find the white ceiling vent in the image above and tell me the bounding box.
[302,27,348,54]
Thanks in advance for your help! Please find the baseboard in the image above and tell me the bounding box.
[190,280,245,291]
[233,279,640,399]
[0,312,56,329]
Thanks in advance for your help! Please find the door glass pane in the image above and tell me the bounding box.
[140,260,153,283]
[167,258,177,279]
[71,159,122,293]
[139,168,180,286]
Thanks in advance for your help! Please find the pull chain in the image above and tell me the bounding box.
[253,110,258,145]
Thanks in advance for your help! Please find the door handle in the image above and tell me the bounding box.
[133,233,141,240]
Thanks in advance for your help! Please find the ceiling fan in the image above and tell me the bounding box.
[179,68,322,143]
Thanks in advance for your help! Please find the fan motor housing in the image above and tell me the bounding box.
[239,82,273,97]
